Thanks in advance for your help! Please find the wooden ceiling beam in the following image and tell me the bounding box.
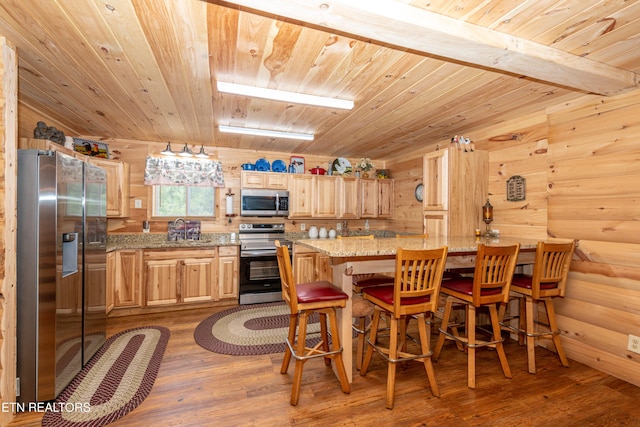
[216,0,639,96]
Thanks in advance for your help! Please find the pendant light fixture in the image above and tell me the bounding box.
[178,143,193,157]
[195,145,209,159]
[161,142,176,156]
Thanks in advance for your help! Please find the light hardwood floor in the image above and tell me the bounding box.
[10,305,640,426]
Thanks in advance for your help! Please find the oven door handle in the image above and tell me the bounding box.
[241,249,277,257]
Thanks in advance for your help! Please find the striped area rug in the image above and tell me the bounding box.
[42,326,170,427]
[194,302,321,355]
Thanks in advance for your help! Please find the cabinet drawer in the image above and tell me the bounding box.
[218,246,238,257]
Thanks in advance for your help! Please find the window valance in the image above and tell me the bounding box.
[144,156,225,187]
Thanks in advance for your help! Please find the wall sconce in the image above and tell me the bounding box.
[482,198,494,236]
[161,142,176,156]
[225,189,236,221]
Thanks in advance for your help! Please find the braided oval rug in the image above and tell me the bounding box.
[41,326,170,427]
[194,302,322,355]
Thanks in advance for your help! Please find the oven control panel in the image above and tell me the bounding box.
[239,223,284,232]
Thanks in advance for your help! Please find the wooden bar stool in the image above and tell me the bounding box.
[275,241,351,406]
[360,246,448,409]
[499,240,575,374]
[433,243,520,389]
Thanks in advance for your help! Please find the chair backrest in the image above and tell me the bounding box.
[337,235,374,240]
[531,240,575,299]
[392,247,448,317]
[396,234,429,238]
[275,240,297,313]
[472,243,520,307]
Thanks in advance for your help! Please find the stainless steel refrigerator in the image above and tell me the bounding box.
[16,149,107,403]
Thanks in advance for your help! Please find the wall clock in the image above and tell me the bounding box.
[415,183,424,202]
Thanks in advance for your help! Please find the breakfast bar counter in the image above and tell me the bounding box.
[296,235,542,381]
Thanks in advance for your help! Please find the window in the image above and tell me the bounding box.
[153,185,216,217]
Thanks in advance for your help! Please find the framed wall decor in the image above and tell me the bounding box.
[73,138,110,158]
[290,156,305,174]
[507,175,526,201]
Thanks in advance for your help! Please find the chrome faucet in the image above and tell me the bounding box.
[173,217,187,240]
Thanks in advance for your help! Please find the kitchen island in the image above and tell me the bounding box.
[296,235,542,381]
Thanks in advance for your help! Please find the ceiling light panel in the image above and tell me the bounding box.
[217,82,354,110]
[219,125,314,141]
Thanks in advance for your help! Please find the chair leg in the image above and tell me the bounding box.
[489,304,512,380]
[290,312,310,406]
[360,309,382,375]
[327,308,351,395]
[524,296,537,374]
[467,304,476,389]
[433,298,453,361]
[386,316,399,409]
[545,298,570,368]
[518,297,526,345]
[281,314,297,374]
[319,312,331,366]
[417,313,440,398]
[355,316,366,371]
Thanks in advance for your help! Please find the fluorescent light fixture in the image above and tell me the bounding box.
[217,81,354,110]
[219,125,314,141]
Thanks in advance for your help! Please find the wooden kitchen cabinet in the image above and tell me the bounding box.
[423,147,488,237]
[288,174,314,218]
[217,246,239,300]
[293,244,331,283]
[107,249,142,310]
[86,157,130,218]
[314,175,339,217]
[241,171,288,189]
[339,176,359,218]
[360,178,394,218]
[143,249,217,306]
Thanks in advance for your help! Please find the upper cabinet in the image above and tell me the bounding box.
[339,176,359,219]
[423,147,488,237]
[288,174,314,218]
[19,138,131,218]
[85,156,130,218]
[241,171,287,189]
[360,178,394,219]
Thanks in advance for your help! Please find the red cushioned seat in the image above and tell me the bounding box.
[441,277,502,296]
[297,281,349,304]
[511,274,559,290]
[363,284,432,305]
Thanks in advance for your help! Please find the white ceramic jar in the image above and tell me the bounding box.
[319,227,328,238]
[328,229,337,239]
[308,226,318,239]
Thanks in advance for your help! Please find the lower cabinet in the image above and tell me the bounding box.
[107,246,239,313]
[293,244,331,284]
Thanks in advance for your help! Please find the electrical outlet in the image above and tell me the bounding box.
[336,222,342,231]
[134,199,142,209]
[364,219,369,230]
[300,223,306,231]
[628,334,640,354]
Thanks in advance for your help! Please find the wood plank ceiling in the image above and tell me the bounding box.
[1,0,640,160]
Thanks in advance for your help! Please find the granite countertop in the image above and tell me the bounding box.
[295,235,541,258]
[107,233,239,251]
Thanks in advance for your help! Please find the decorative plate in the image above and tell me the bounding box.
[255,158,270,171]
[272,159,287,173]
[331,158,352,175]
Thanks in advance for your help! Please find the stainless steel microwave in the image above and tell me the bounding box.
[241,189,289,217]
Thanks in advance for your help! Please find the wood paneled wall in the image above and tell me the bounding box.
[0,37,17,426]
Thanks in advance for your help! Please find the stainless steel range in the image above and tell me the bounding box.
[238,223,292,305]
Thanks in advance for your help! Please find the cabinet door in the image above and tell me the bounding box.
[423,150,448,211]
[359,179,379,218]
[87,157,130,217]
[424,211,448,240]
[314,175,338,217]
[218,256,239,300]
[144,258,179,306]
[266,173,288,189]
[315,253,332,282]
[377,179,394,218]
[182,257,216,303]
[113,249,142,308]
[339,177,359,219]
[241,171,266,188]
[293,252,317,284]
[288,175,314,218]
